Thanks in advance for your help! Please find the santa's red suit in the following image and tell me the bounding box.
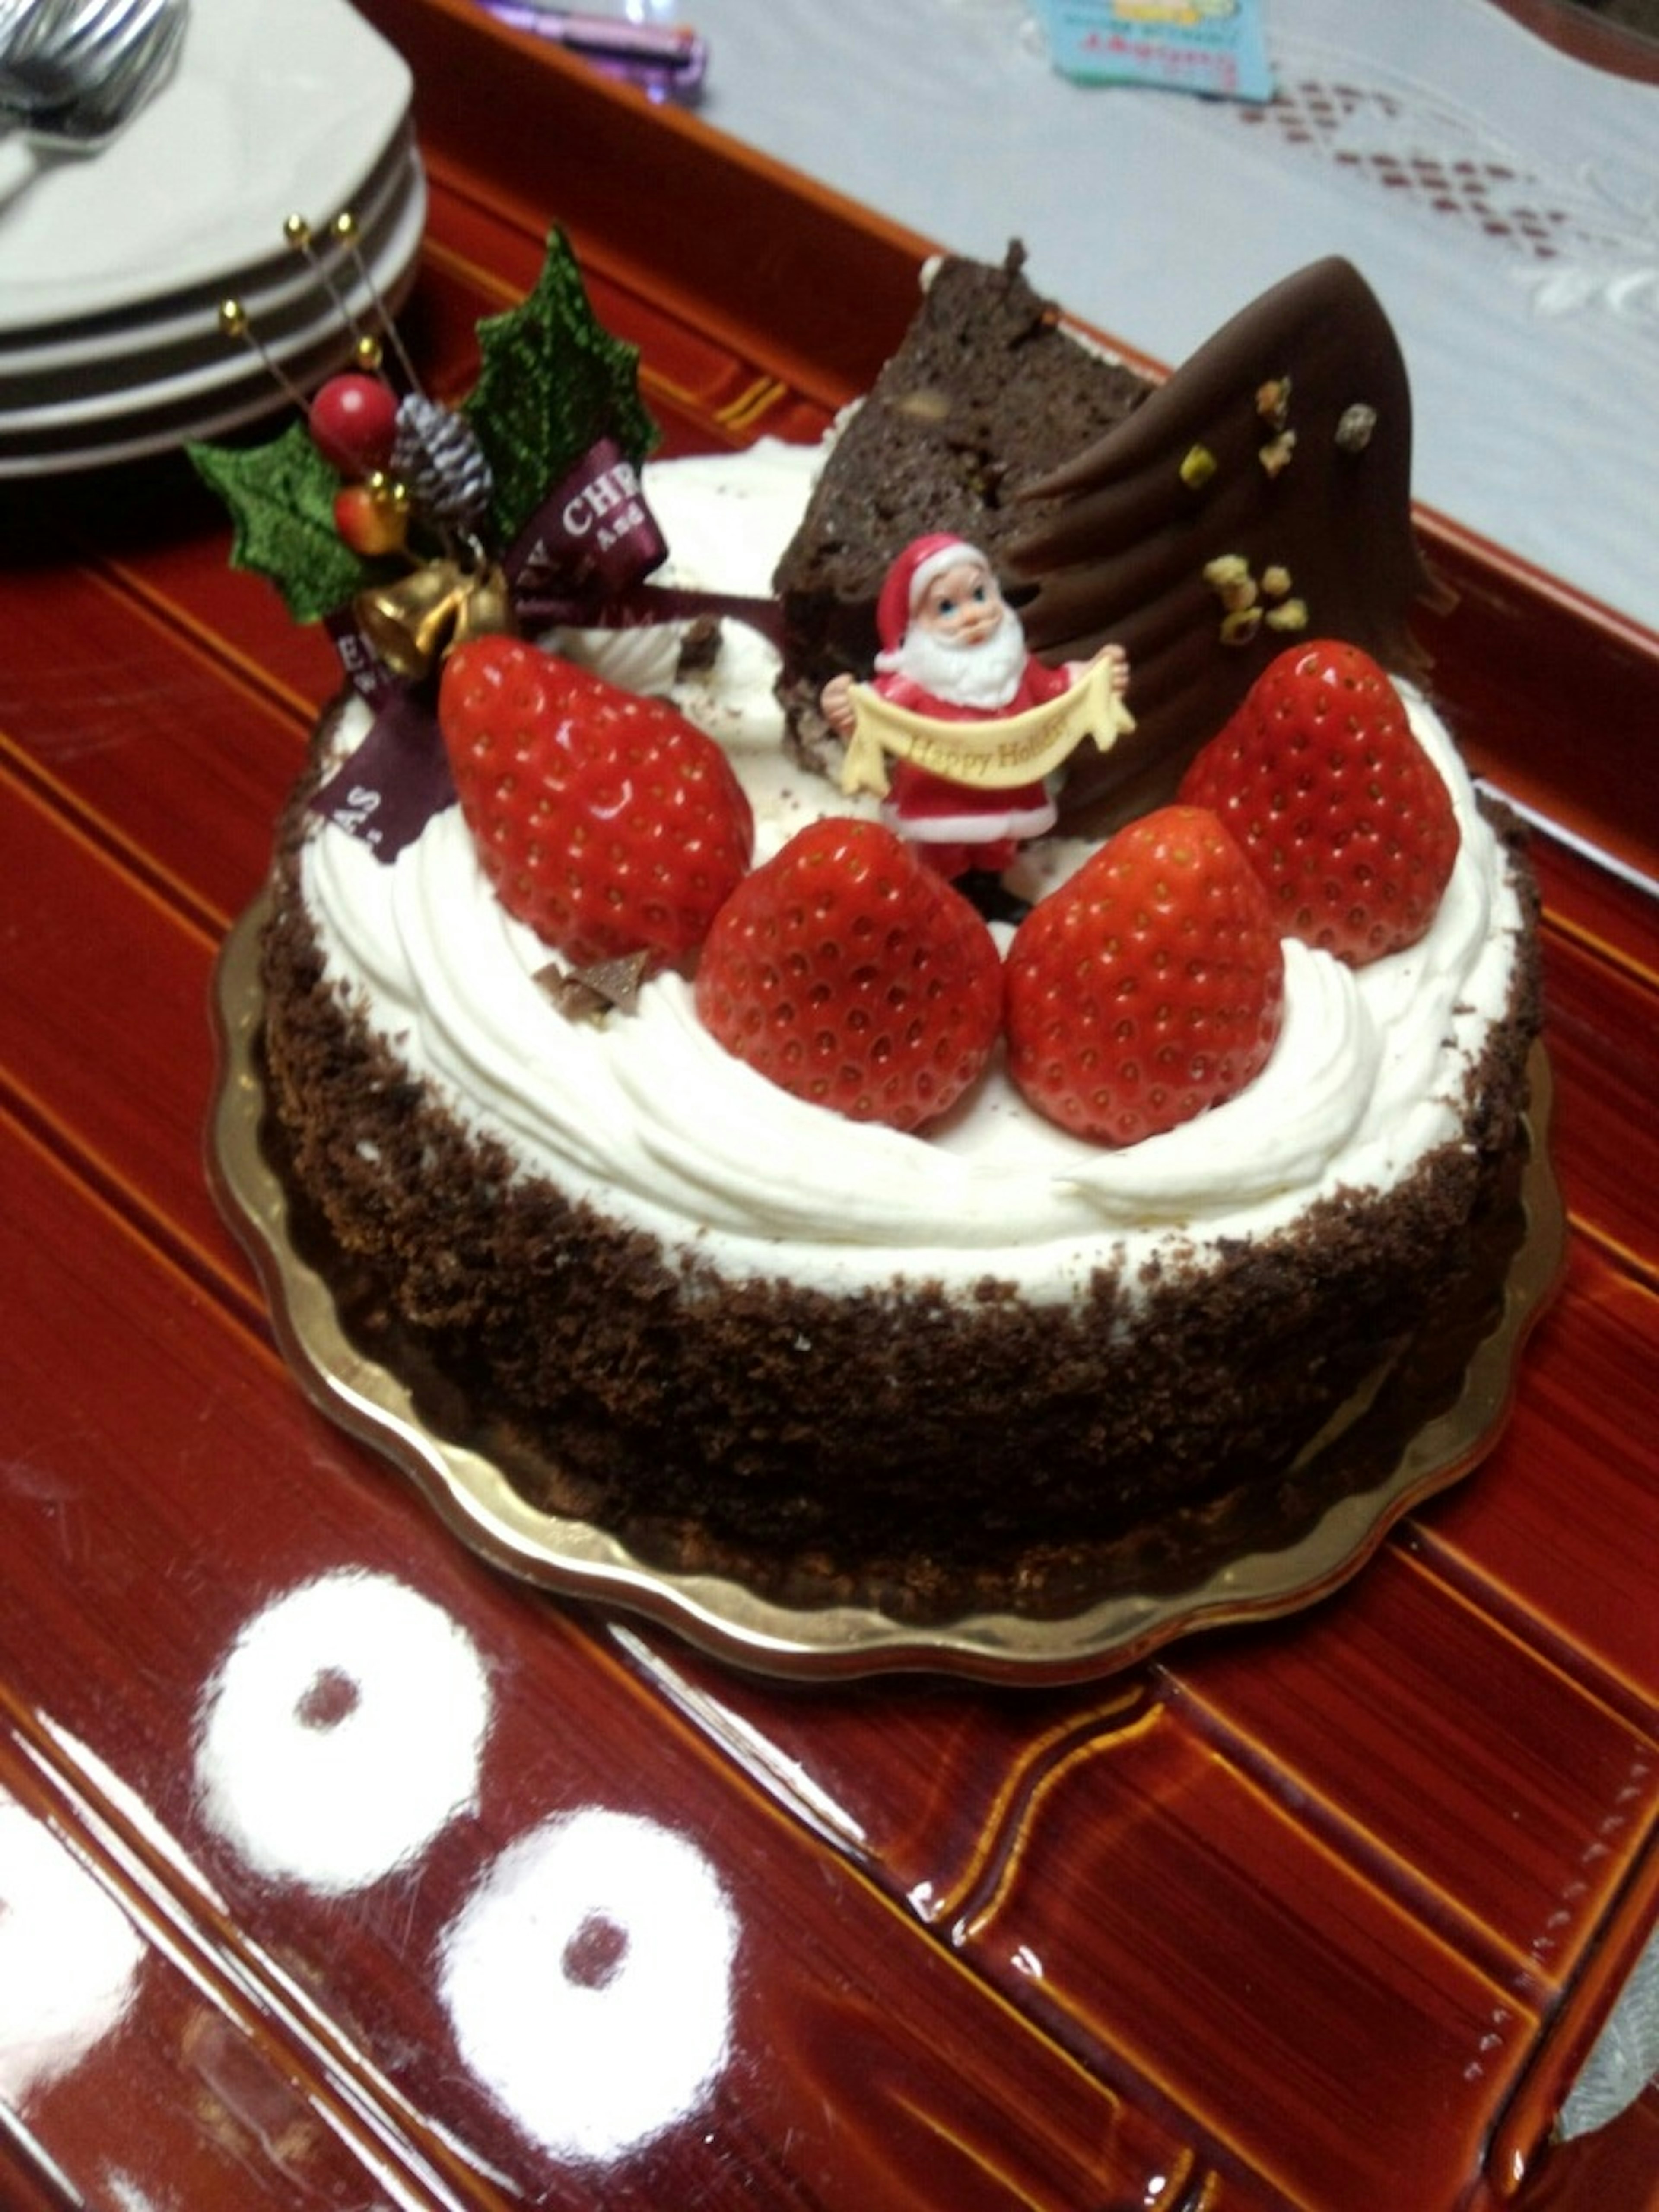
[876,661,1068,849]
[869,533,1068,875]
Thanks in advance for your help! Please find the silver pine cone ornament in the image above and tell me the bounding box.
[392,394,496,535]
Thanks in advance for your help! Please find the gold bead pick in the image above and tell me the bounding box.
[331,207,421,392]
[284,210,370,359]
[220,213,422,421]
[281,209,422,399]
[364,470,410,512]
[218,296,311,410]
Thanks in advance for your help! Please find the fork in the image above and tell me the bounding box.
[0,0,183,200]
[0,0,177,114]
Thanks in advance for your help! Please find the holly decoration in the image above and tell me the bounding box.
[191,414,374,625]
[188,230,657,625]
[463,235,655,550]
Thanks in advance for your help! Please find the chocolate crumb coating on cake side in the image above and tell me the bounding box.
[260,724,1541,1598]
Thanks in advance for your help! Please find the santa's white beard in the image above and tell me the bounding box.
[893,607,1029,709]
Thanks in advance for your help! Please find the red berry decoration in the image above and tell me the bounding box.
[1178,639,1461,966]
[310,372,400,477]
[333,478,408,557]
[695,817,1004,1132]
[437,634,753,973]
[1004,804,1284,1148]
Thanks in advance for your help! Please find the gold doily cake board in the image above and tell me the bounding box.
[208,893,1566,1684]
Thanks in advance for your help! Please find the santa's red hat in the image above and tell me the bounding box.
[874,534,990,671]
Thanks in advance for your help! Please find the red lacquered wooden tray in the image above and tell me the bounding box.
[2,2,1657,2203]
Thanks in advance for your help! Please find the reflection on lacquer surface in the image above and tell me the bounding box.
[0,1794,145,2103]
[194,1570,491,1892]
[439,1808,739,2164]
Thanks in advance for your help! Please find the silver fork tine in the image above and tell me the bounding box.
[0,0,69,65]
[0,0,183,182]
[74,0,174,118]
[52,0,159,68]
[0,0,170,114]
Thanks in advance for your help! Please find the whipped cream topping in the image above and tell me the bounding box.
[302,441,1526,1303]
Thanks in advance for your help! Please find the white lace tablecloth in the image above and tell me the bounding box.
[669,0,1659,640]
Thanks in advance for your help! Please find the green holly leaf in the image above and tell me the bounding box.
[465,229,658,550]
[189,421,379,623]
[188,231,658,621]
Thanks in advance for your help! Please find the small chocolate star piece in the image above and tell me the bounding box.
[537,950,651,1024]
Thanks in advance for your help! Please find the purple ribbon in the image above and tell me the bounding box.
[506,438,668,624]
[309,681,457,861]
[310,436,779,861]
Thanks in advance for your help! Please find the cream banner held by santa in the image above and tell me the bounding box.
[837,654,1136,801]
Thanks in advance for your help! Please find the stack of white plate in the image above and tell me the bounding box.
[0,0,425,477]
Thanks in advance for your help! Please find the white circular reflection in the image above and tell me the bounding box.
[0,1796,146,2101]
[439,1808,738,2163]
[195,1570,491,1893]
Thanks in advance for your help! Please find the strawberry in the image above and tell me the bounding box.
[694,818,1003,1132]
[437,634,753,972]
[1004,805,1284,1147]
[1178,639,1460,965]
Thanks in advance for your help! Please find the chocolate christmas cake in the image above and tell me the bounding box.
[208,240,1544,1611]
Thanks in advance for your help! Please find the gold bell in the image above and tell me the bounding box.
[452,562,515,651]
[353,559,468,681]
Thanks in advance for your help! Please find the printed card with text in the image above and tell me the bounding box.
[1036,0,1274,104]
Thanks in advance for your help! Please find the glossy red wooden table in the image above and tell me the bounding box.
[3,3,1658,2203]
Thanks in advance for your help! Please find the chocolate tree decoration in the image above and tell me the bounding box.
[771,245,1149,776]
[1007,258,1452,828]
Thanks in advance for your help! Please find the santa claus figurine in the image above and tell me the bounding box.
[820,533,1129,880]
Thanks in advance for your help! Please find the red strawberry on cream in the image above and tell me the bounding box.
[695,817,1003,1133]
[1005,805,1285,1147]
[1179,639,1460,966]
[438,634,753,974]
